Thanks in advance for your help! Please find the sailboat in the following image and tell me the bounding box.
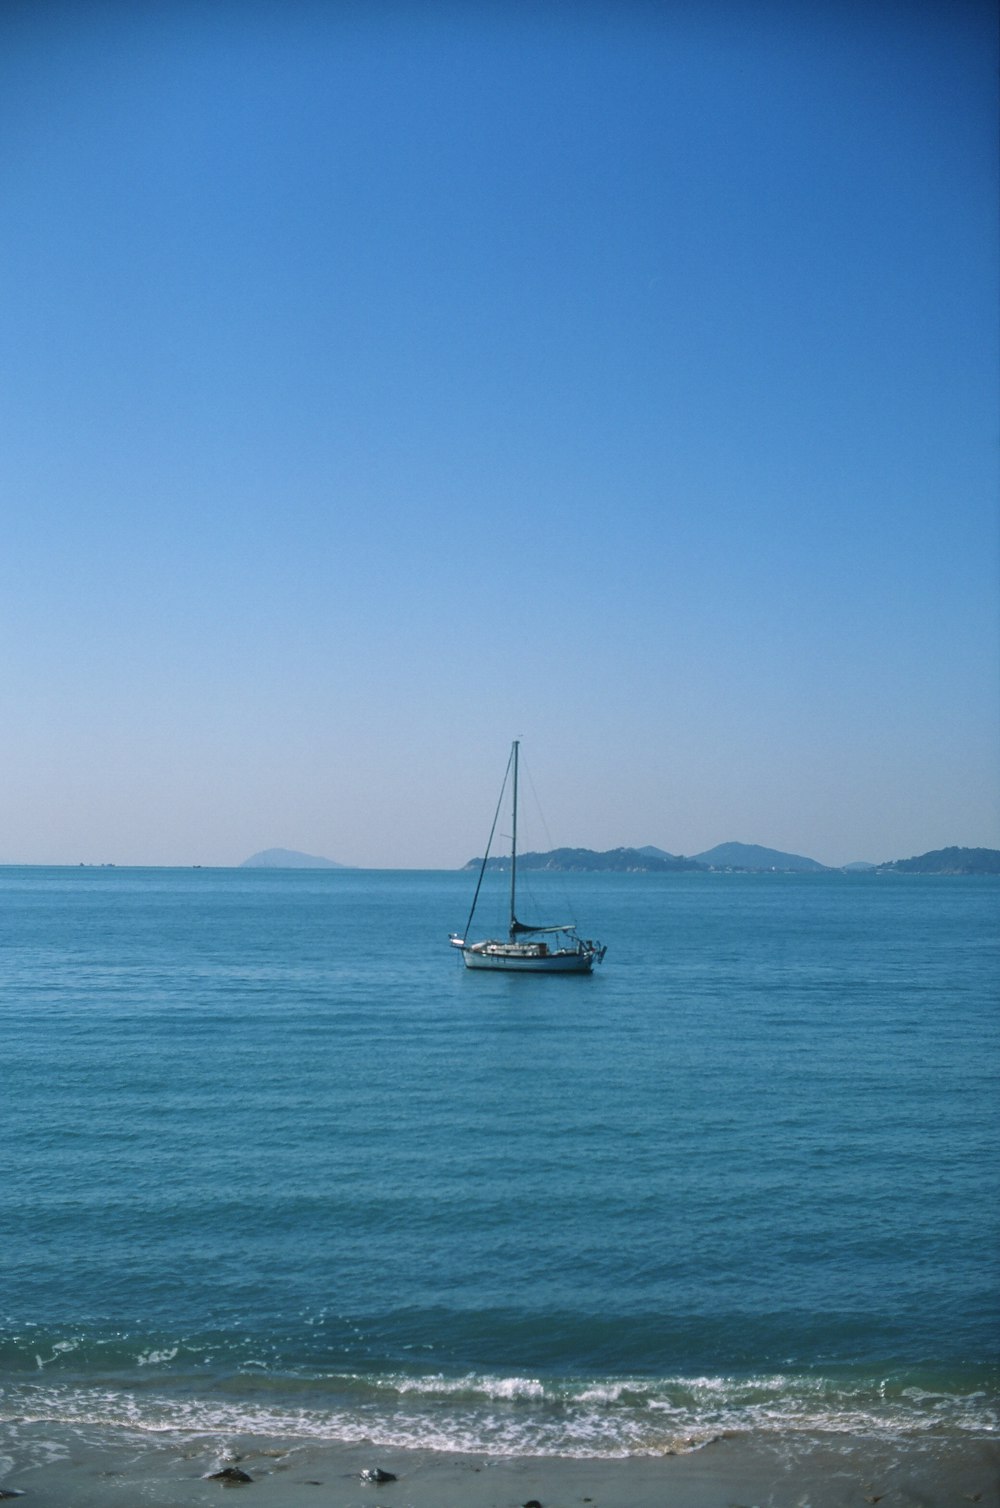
[449,741,606,973]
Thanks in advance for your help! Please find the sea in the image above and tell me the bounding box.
[1,864,997,1467]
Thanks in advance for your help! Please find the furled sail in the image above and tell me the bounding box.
[510,919,577,936]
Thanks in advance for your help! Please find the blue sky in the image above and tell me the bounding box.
[2,0,997,867]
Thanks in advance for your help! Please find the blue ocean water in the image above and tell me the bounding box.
[1,865,997,1457]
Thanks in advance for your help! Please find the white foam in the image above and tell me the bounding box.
[34,1338,81,1370]
[1,1370,995,1461]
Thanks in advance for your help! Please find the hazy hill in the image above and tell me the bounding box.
[879,847,1000,875]
[458,842,999,875]
[464,847,702,873]
[692,842,828,872]
[241,848,345,869]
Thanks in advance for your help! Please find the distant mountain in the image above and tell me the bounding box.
[692,842,828,873]
[458,841,1000,876]
[463,847,702,873]
[879,847,1000,875]
[241,848,345,869]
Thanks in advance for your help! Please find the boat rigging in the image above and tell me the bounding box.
[449,741,606,973]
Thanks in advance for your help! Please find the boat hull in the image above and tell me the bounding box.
[460,944,595,973]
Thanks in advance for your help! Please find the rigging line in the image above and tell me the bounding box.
[462,743,515,941]
[519,749,578,926]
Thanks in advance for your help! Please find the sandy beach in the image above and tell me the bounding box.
[1,1428,996,1508]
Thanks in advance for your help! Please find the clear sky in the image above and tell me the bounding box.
[1,0,997,868]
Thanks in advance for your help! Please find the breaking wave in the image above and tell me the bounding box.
[0,1365,994,1459]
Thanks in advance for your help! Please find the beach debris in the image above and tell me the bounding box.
[360,1468,397,1484]
[207,1466,254,1484]
[523,1499,543,1507]
[0,1491,25,1500]
[863,1497,884,1504]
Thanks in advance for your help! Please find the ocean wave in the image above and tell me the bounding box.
[0,1367,995,1459]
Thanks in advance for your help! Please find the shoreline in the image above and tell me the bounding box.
[1,1427,996,1507]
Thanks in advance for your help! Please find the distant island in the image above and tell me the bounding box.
[241,848,345,869]
[878,847,1000,876]
[464,846,702,873]
[464,842,836,874]
[463,842,1000,875]
[693,842,828,873]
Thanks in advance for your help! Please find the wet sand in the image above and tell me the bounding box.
[0,1428,996,1508]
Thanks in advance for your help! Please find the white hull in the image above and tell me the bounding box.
[460,943,595,973]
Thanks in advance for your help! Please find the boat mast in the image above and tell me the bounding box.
[461,743,515,945]
[509,739,519,940]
